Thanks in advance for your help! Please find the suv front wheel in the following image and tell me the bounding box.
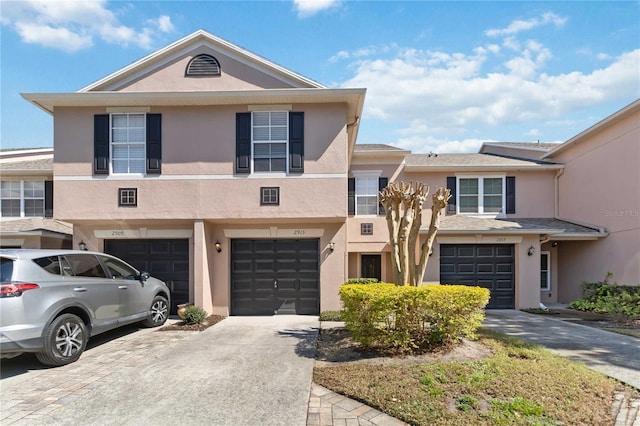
[142,295,169,327]
[36,313,88,366]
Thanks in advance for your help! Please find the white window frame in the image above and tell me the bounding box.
[540,251,551,291]
[456,175,506,215]
[353,170,382,217]
[110,113,147,176]
[251,111,288,174]
[0,180,45,218]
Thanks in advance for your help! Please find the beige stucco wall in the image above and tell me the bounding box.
[53,104,349,222]
[110,46,298,92]
[550,106,640,288]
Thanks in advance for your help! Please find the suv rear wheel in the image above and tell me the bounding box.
[36,314,87,366]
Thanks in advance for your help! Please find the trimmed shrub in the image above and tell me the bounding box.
[182,305,208,325]
[346,278,380,285]
[570,282,640,319]
[339,283,490,352]
[319,310,344,321]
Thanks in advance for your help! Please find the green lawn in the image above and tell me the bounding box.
[314,328,632,426]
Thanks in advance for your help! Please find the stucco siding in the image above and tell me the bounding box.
[111,46,299,92]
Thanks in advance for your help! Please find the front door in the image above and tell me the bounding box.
[361,254,382,281]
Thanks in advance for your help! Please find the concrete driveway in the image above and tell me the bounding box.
[484,310,640,390]
[1,316,319,426]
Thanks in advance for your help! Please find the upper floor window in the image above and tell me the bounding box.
[1,180,44,218]
[252,111,288,173]
[111,113,146,174]
[348,175,388,216]
[356,177,379,215]
[458,176,505,214]
[94,113,161,176]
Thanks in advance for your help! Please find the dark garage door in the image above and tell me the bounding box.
[440,244,515,309]
[231,239,320,315]
[105,239,189,312]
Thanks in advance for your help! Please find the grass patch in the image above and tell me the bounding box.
[314,328,631,425]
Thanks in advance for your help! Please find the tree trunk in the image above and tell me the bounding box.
[380,182,450,287]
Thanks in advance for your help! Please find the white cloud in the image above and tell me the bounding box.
[293,0,340,18]
[341,39,639,147]
[485,12,567,38]
[1,0,174,52]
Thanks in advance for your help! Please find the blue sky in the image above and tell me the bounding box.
[1,0,638,153]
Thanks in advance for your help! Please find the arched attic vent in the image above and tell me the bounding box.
[186,54,221,76]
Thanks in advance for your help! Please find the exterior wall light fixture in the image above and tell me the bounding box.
[527,246,535,256]
[329,241,335,252]
[79,241,87,251]
[215,241,222,253]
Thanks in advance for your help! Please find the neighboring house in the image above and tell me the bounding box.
[20,30,638,314]
[0,148,72,249]
[348,100,639,308]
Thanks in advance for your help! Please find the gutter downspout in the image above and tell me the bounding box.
[554,168,565,220]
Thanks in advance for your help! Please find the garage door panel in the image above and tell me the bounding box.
[440,244,514,309]
[477,263,494,273]
[231,239,319,315]
[495,246,514,257]
[496,263,513,273]
[105,239,189,313]
[477,247,494,257]
[458,247,475,257]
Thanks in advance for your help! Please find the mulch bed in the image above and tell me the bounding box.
[158,314,226,332]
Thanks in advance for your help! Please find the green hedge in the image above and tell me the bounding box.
[570,282,640,318]
[345,278,380,285]
[339,283,490,352]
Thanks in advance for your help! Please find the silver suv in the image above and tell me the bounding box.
[0,249,170,366]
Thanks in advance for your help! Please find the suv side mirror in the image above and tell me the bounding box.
[139,272,150,282]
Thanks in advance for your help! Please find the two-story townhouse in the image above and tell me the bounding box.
[348,144,606,309]
[541,100,640,301]
[22,30,365,315]
[0,148,72,249]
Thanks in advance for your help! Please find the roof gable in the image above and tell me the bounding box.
[80,30,324,93]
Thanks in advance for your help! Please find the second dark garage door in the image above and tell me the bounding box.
[104,239,189,312]
[439,244,515,309]
[231,239,320,315]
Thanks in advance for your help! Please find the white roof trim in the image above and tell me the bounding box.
[404,164,565,172]
[79,30,325,92]
[481,143,556,152]
[22,88,365,114]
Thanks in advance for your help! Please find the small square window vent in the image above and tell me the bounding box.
[119,188,137,207]
[361,223,373,235]
[261,187,280,205]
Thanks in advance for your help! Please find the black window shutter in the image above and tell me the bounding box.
[94,114,110,175]
[289,111,304,173]
[146,114,162,174]
[506,176,516,214]
[378,177,388,215]
[236,112,251,174]
[446,176,456,214]
[44,180,53,218]
[348,178,355,215]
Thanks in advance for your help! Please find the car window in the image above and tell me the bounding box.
[33,256,62,275]
[62,254,107,278]
[100,256,138,280]
[1,257,14,282]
